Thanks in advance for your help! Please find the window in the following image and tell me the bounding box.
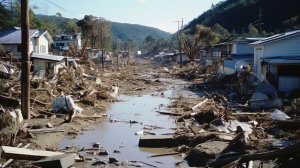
[56,43,65,47]
[40,45,46,53]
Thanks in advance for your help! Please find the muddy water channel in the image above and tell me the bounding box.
[60,87,185,167]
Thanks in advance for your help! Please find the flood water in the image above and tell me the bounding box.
[60,87,186,167]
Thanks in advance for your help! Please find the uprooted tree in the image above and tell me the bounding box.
[181,24,220,62]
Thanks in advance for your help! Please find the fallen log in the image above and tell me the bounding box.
[208,142,300,167]
[0,146,63,160]
[191,98,208,111]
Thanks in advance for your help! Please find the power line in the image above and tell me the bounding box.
[44,0,78,17]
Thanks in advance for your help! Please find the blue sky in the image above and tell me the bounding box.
[30,0,221,33]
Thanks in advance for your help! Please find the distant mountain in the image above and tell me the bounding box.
[36,14,171,45]
[185,0,300,34]
[110,22,171,45]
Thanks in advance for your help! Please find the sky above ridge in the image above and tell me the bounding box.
[30,0,221,33]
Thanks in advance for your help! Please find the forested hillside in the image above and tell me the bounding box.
[185,0,300,34]
[36,15,171,46]
[110,22,171,45]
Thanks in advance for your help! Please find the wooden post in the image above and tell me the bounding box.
[21,0,30,119]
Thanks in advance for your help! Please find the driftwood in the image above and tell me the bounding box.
[191,98,208,111]
[208,142,300,167]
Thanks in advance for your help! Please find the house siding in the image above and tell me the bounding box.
[38,35,49,54]
[264,35,300,57]
[235,43,254,54]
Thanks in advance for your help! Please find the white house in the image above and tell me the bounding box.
[52,33,81,55]
[0,28,53,58]
[31,54,66,75]
[249,30,300,93]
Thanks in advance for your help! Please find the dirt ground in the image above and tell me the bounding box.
[0,57,300,167]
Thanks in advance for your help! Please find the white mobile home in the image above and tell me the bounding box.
[249,30,300,93]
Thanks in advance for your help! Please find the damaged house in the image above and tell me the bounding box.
[0,27,53,59]
[31,54,67,78]
[52,33,82,56]
[214,38,263,76]
[250,30,300,93]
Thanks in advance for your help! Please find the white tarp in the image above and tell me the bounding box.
[210,119,253,134]
[52,95,83,114]
[270,109,290,120]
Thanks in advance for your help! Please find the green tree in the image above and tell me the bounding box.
[143,35,156,57]
[212,23,236,42]
[181,24,219,61]
[248,23,259,37]
[255,7,264,35]
[0,3,13,30]
[64,19,79,34]
[77,15,101,47]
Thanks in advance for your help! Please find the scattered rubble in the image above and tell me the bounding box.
[0,48,300,168]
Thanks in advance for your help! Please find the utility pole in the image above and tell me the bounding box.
[116,38,119,66]
[174,18,183,68]
[21,0,30,119]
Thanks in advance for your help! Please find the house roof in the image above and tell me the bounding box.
[230,54,254,61]
[31,54,65,62]
[250,30,300,45]
[262,56,300,64]
[0,29,38,44]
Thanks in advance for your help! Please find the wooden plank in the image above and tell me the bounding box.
[32,153,75,168]
[191,98,209,111]
[148,152,180,158]
[30,98,51,106]
[155,111,181,116]
[138,135,176,148]
[0,146,63,160]
[29,128,64,133]
[2,143,30,168]
[39,111,66,116]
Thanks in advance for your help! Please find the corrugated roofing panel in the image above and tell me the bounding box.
[31,54,65,61]
[0,29,37,44]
